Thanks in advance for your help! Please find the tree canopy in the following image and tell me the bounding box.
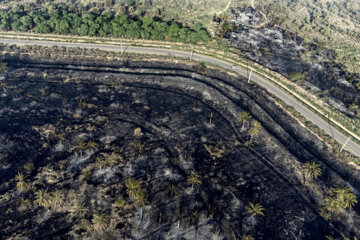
[0,9,210,44]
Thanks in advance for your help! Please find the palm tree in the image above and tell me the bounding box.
[34,189,50,208]
[23,162,34,174]
[75,219,91,231]
[176,208,184,229]
[248,120,261,143]
[324,186,358,213]
[245,202,265,217]
[188,211,199,225]
[17,196,31,210]
[167,184,177,197]
[114,197,126,208]
[69,201,89,218]
[0,62,7,74]
[237,111,252,130]
[324,236,335,240]
[187,174,202,189]
[134,190,145,208]
[302,161,322,180]
[209,112,214,124]
[133,127,143,138]
[15,172,29,191]
[92,212,108,232]
[86,141,98,149]
[74,141,87,156]
[105,152,118,167]
[132,141,145,155]
[125,178,141,198]
[241,234,255,240]
[96,156,105,169]
[49,190,64,210]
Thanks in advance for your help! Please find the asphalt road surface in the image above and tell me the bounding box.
[1,37,359,157]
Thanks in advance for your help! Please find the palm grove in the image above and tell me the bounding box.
[0,9,211,44]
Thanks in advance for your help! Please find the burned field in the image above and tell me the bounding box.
[0,54,359,239]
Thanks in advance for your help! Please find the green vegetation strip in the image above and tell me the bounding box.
[0,10,210,44]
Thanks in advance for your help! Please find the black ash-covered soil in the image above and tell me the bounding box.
[225,7,360,116]
[0,54,359,239]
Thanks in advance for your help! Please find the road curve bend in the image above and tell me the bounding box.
[0,38,359,157]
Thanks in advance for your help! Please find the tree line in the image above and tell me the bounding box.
[0,10,211,44]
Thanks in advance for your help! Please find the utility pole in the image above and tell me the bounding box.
[340,137,350,153]
[16,33,21,46]
[247,60,249,78]
[121,39,123,55]
[248,69,253,83]
[190,46,194,61]
[327,112,335,140]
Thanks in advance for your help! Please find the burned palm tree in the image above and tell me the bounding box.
[237,111,252,130]
[245,202,265,217]
[248,120,261,143]
[15,172,29,191]
[187,174,202,190]
[302,161,322,180]
[34,189,50,208]
[91,212,108,232]
[125,178,141,198]
[324,186,358,214]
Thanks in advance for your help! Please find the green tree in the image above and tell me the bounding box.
[168,22,180,38]
[0,12,11,31]
[10,14,22,31]
[142,16,153,29]
[58,19,70,34]
[77,24,89,36]
[34,22,51,33]
[125,0,135,7]
[20,15,34,31]
[12,4,23,13]
[178,28,189,42]
[81,13,95,26]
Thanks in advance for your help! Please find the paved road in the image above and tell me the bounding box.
[1,37,359,157]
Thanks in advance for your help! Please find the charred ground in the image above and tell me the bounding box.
[0,53,359,239]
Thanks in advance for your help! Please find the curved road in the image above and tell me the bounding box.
[1,38,359,157]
